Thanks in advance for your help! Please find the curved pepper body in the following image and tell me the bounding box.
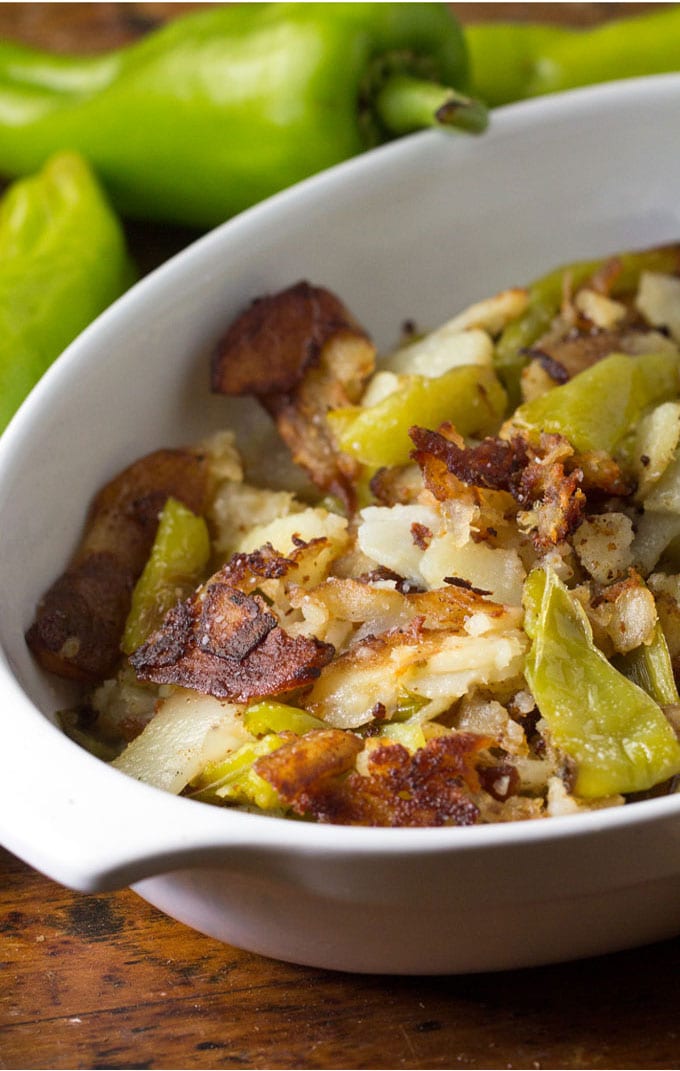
[0,150,134,432]
[495,244,680,406]
[0,3,470,227]
[511,351,680,457]
[467,7,680,107]
[523,567,680,799]
[122,496,211,655]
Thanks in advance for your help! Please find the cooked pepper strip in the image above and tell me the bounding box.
[122,497,211,655]
[329,364,507,469]
[26,449,210,682]
[495,244,680,404]
[0,3,483,228]
[510,351,680,457]
[190,735,285,812]
[0,150,134,431]
[615,623,680,709]
[244,701,326,737]
[523,567,680,798]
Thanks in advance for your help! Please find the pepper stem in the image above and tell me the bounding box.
[374,74,488,136]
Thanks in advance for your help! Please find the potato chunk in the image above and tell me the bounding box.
[211,281,375,506]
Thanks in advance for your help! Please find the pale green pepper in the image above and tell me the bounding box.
[328,364,507,469]
[380,718,427,753]
[0,4,482,229]
[466,8,680,108]
[0,150,134,431]
[122,496,210,654]
[523,567,680,798]
[495,244,680,405]
[244,700,325,736]
[190,735,284,811]
[192,701,328,809]
[616,622,680,709]
[511,351,680,456]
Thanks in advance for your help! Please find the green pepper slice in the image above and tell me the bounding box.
[615,622,680,709]
[190,735,284,812]
[244,700,325,737]
[122,496,210,654]
[495,244,680,405]
[523,567,680,798]
[328,364,507,469]
[511,351,680,456]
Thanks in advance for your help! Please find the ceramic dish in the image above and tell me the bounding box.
[2,75,680,975]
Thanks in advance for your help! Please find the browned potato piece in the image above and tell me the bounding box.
[211,281,375,507]
[26,448,210,682]
[129,567,335,702]
[255,731,488,827]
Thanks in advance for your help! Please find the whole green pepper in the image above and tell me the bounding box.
[0,4,484,228]
[0,150,134,432]
[523,567,680,799]
[466,6,680,108]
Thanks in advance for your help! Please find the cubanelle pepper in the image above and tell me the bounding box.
[0,150,134,432]
[328,363,507,471]
[523,567,680,799]
[495,244,680,407]
[466,6,680,108]
[122,496,211,655]
[0,3,484,229]
[510,351,680,458]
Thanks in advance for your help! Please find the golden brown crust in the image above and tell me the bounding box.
[255,731,488,826]
[410,425,529,496]
[254,728,362,802]
[515,435,586,549]
[219,544,298,593]
[211,281,368,396]
[410,425,594,551]
[26,449,210,682]
[211,281,376,507]
[129,567,335,701]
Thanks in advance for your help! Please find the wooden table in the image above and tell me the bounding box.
[1,5,679,1069]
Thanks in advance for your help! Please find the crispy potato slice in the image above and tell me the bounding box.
[255,731,487,827]
[26,449,209,681]
[211,281,375,507]
[129,567,334,702]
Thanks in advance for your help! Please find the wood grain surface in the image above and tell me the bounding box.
[1,5,679,1070]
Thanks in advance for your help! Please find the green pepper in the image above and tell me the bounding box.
[190,735,284,811]
[328,364,507,470]
[122,497,210,655]
[523,567,680,798]
[244,700,325,737]
[0,4,484,229]
[495,244,680,405]
[615,622,680,709]
[466,6,680,108]
[511,351,680,457]
[380,718,427,753]
[0,150,134,432]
